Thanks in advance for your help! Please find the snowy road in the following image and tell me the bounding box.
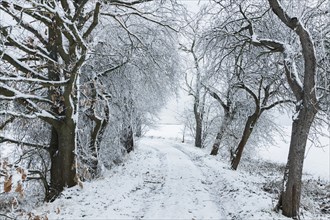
[32,125,328,219]
[36,137,224,219]
[143,139,223,219]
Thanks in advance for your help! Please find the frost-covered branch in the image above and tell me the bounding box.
[0,213,15,220]
[27,170,49,193]
[0,77,69,87]
[108,0,153,6]
[261,99,294,111]
[237,9,304,102]
[1,27,53,63]
[0,12,47,45]
[0,110,56,122]
[102,13,144,46]
[0,1,52,25]
[0,83,58,123]
[269,0,317,102]
[0,116,14,130]
[97,61,129,77]
[83,2,101,39]
[235,83,259,107]
[0,135,49,150]
[283,61,303,100]
[204,85,229,112]
[0,49,48,80]
[0,83,52,104]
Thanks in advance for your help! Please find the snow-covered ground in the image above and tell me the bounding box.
[259,125,330,180]
[22,123,328,220]
[148,123,330,181]
[31,137,224,219]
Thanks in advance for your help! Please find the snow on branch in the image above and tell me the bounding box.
[108,0,153,6]
[203,84,229,111]
[1,28,55,63]
[0,1,53,25]
[0,10,47,45]
[97,61,129,77]
[0,135,49,150]
[0,84,58,123]
[268,0,299,31]
[237,5,305,102]
[0,116,14,130]
[235,82,259,106]
[0,49,48,80]
[0,108,58,124]
[0,77,69,87]
[261,99,294,111]
[83,2,101,39]
[269,0,317,100]
[0,83,52,104]
[284,61,303,100]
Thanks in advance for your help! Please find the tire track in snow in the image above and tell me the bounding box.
[140,138,224,219]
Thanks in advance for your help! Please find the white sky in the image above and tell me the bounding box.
[179,0,203,13]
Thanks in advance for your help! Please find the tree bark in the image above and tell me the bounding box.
[231,113,258,170]
[135,116,142,137]
[194,102,203,148]
[46,119,77,202]
[210,112,231,155]
[278,105,316,217]
[122,125,134,154]
[267,0,318,217]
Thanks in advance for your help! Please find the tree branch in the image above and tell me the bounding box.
[204,85,229,112]
[235,82,259,107]
[261,99,294,111]
[108,0,153,6]
[83,2,101,39]
[0,135,49,151]
[0,49,48,80]
[0,116,14,130]
[0,77,69,87]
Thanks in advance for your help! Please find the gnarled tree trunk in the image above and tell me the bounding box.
[47,119,77,202]
[267,0,318,217]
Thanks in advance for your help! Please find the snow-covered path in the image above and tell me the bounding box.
[143,139,223,219]
[36,137,224,219]
[33,135,328,219]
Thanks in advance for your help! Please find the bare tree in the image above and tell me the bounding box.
[0,0,102,200]
[179,11,208,148]
[0,0,178,201]
[266,1,319,217]
[206,0,328,217]
[230,76,292,170]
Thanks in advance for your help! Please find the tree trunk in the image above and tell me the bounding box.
[210,131,223,156]
[46,119,77,202]
[210,112,231,156]
[278,106,316,217]
[194,113,203,148]
[231,113,258,170]
[194,101,203,148]
[135,119,142,138]
[88,101,109,176]
[122,125,134,154]
[266,1,318,217]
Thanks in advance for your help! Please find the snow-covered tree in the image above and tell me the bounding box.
[203,0,329,217]
[0,0,180,202]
